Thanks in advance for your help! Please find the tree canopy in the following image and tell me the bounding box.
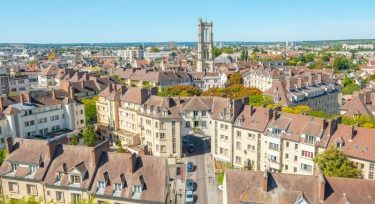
[227,72,244,86]
[82,96,98,123]
[149,47,160,53]
[0,149,7,166]
[83,126,98,147]
[281,105,311,114]
[341,77,360,95]
[342,115,375,129]
[249,94,273,107]
[203,84,261,99]
[158,85,202,97]
[314,147,362,178]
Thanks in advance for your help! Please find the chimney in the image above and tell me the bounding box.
[128,153,137,173]
[318,173,326,202]
[20,94,24,104]
[308,75,313,86]
[297,77,302,88]
[0,96,3,112]
[285,77,291,90]
[52,89,56,99]
[22,93,30,103]
[91,140,110,167]
[140,145,149,155]
[262,171,268,192]
[250,105,255,116]
[364,91,371,105]
[109,84,113,93]
[242,97,249,105]
[351,126,357,140]
[80,80,84,89]
[69,87,75,99]
[317,73,322,84]
[268,108,274,121]
[5,137,13,154]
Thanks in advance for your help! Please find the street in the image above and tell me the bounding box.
[183,134,216,204]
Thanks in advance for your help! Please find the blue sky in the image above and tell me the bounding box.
[1,0,375,43]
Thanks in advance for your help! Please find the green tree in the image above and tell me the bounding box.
[69,134,79,145]
[150,47,160,53]
[82,96,98,123]
[227,72,244,86]
[282,105,311,114]
[212,47,222,58]
[333,56,350,71]
[158,85,201,97]
[314,147,362,178]
[83,126,98,147]
[222,47,234,54]
[0,149,7,166]
[240,49,249,61]
[249,94,273,107]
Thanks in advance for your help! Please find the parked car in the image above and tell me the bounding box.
[187,162,194,172]
[217,185,224,191]
[185,190,194,204]
[186,179,194,191]
[188,144,195,153]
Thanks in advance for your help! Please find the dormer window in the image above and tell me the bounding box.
[29,165,37,174]
[133,185,142,194]
[55,172,63,182]
[97,181,105,190]
[70,174,81,183]
[11,163,19,171]
[114,183,122,192]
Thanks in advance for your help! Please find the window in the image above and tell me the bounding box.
[160,145,166,153]
[155,122,159,128]
[235,156,241,164]
[133,185,142,194]
[269,143,279,151]
[201,121,207,127]
[185,121,191,128]
[8,182,19,193]
[295,144,298,150]
[114,183,122,192]
[294,156,298,161]
[194,121,199,127]
[236,142,241,150]
[98,181,105,189]
[286,142,289,148]
[301,163,313,172]
[294,167,297,173]
[268,155,278,163]
[285,153,289,159]
[11,163,19,171]
[70,175,81,183]
[71,193,81,204]
[236,131,241,138]
[193,111,198,116]
[247,145,255,151]
[202,110,206,116]
[160,133,165,140]
[285,165,288,170]
[304,135,316,144]
[301,150,314,158]
[29,165,37,173]
[26,184,37,195]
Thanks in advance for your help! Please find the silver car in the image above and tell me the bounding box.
[185,190,194,204]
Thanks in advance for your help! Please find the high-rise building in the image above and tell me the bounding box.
[197,18,214,72]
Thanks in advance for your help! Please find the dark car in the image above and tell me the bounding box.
[187,162,194,172]
[186,179,194,191]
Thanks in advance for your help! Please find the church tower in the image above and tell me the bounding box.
[197,18,214,72]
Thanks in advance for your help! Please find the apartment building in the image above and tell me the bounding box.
[0,137,169,204]
[243,66,284,91]
[232,106,272,170]
[9,75,30,94]
[329,124,375,180]
[224,169,375,204]
[113,68,192,89]
[265,72,341,114]
[339,88,375,117]
[1,91,86,139]
[117,47,144,60]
